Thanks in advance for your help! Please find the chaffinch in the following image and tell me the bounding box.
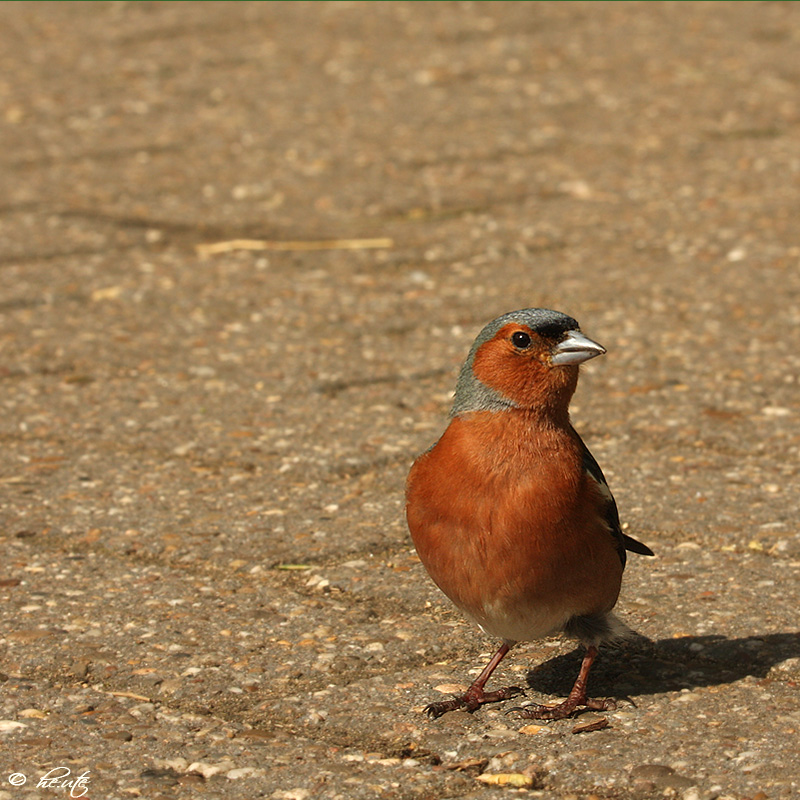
[406,308,653,719]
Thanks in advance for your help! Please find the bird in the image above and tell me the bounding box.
[405,308,653,720]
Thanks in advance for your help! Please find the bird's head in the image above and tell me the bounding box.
[450,308,606,417]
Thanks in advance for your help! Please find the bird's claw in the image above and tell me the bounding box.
[424,698,465,719]
[506,695,615,721]
[495,685,525,700]
[505,705,535,717]
[424,685,525,719]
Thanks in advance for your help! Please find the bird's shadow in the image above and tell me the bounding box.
[523,632,800,698]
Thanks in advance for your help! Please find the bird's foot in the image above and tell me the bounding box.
[425,685,524,719]
[508,693,616,721]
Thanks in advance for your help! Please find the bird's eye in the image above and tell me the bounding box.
[511,331,532,349]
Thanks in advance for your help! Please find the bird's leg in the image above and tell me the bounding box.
[509,645,615,720]
[424,641,523,719]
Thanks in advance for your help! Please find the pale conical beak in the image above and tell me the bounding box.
[550,330,606,366]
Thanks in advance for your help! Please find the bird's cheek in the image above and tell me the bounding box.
[471,349,547,406]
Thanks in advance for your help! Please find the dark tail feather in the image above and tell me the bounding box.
[623,534,654,556]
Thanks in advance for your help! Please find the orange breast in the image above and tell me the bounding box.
[406,411,623,641]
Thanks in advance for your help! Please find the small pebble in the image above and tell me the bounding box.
[0,720,27,733]
[188,761,226,779]
[572,717,609,734]
[18,708,47,718]
[433,683,467,694]
[226,767,265,780]
[630,763,697,790]
[104,730,134,741]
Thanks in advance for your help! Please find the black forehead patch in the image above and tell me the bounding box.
[495,308,579,340]
[529,316,578,339]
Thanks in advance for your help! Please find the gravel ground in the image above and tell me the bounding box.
[1,2,799,799]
